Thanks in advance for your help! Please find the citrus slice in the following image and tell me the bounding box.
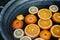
[52,13,60,23]
[12,19,23,29]
[35,38,45,40]
[50,25,60,37]
[13,29,24,38]
[20,36,32,40]
[58,38,60,40]
[38,9,52,20]
[29,6,38,14]
[25,24,40,38]
[25,14,37,24]
[49,5,59,12]
[46,39,48,40]
[16,14,24,20]
[40,30,51,40]
[38,19,52,29]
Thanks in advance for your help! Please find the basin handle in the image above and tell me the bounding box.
[0,6,4,39]
[0,6,8,40]
[0,6,4,32]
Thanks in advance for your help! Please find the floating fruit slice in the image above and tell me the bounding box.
[40,30,51,40]
[13,29,24,38]
[50,25,60,37]
[25,24,40,38]
[38,9,52,20]
[29,6,38,14]
[12,19,23,29]
[46,39,48,40]
[34,38,45,40]
[49,5,59,12]
[52,13,60,23]
[16,14,24,20]
[38,19,52,29]
[25,14,37,24]
[20,36,32,40]
[58,38,60,40]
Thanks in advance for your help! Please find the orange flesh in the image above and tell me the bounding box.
[25,14,37,24]
[52,26,60,36]
[39,19,52,27]
[40,30,51,39]
[12,20,23,29]
[38,9,52,19]
[53,13,60,22]
[25,24,40,36]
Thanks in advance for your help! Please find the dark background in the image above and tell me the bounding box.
[0,0,10,40]
[0,0,9,11]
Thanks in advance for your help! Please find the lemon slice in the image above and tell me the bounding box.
[49,5,59,12]
[51,25,60,37]
[20,36,32,40]
[35,38,45,40]
[52,13,60,23]
[38,9,52,20]
[16,14,24,20]
[38,19,52,29]
[13,29,24,38]
[25,24,40,38]
[29,6,38,14]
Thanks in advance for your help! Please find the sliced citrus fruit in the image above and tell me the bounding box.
[35,38,45,40]
[25,14,37,24]
[13,29,24,38]
[58,38,60,40]
[16,14,24,20]
[29,6,38,14]
[38,19,52,29]
[12,19,23,29]
[25,24,40,38]
[50,25,60,37]
[52,13,60,23]
[44,39,49,40]
[40,30,51,40]
[20,36,32,40]
[38,9,52,20]
[49,5,59,12]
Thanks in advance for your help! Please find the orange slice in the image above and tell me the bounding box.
[34,38,45,40]
[25,24,40,38]
[50,25,60,37]
[58,38,60,40]
[40,30,51,40]
[38,9,52,20]
[25,14,37,24]
[52,13,60,23]
[38,19,52,29]
[12,19,23,29]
